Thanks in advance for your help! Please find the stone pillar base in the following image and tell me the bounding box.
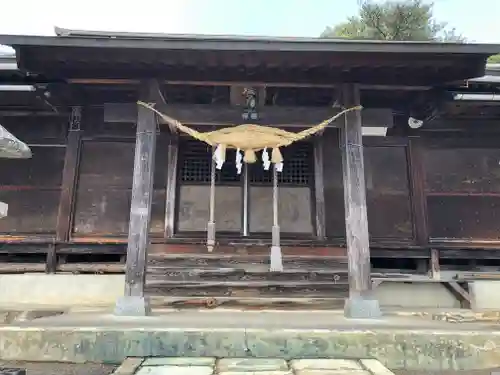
[114,296,151,316]
[344,295,382,319]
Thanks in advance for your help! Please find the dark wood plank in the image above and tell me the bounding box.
[147,254,348,270]
[104,103,393,128]
[313,136,326,240]
[57,263,125,273]
[145,280,349,298]
[56,106,82,242]
[164,135,178,238]
[124,80,159,297]
[45,243,56,273]
[0,190,61,234]
[147,268,348,283]
[430,248,440,279]
[408,137,429,246]
[149,296,346,310]
[444,281,471,309]
[340,84,372,299]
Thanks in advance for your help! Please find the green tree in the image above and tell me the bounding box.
[488,55,500,64]
[321,0,465,42]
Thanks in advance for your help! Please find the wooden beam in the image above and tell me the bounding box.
[164,135,179,238]
[444,281,472,309]
[430,248,440,280]
[68,78,431,91]
[104,103,393,129]
[56,106,82,243]
[340,83,380,318]
[119,80,159,315]
[313,136,326,240]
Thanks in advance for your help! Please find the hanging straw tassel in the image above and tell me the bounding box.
[271,147,283,164]
[270,163,283,272]
[207,150,217,252]
[235,148,243,175]
[262,148,271,170]
[244,149,257,163]
[213,144,226,170]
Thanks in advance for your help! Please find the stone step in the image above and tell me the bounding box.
[113,357,395,375]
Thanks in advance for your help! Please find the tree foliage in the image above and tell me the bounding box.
[321,0,465,42]
[488,54,500,64]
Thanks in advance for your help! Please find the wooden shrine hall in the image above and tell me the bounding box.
[0,28,499,317]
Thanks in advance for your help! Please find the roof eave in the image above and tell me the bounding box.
[0,31,498,56]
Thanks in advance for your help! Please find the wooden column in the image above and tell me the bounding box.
[53,106,83,272]
[313,137,326,240]
[115,80,158,316]
[407,137,429,246]
[164,134,179,238]
[340,84,380,319]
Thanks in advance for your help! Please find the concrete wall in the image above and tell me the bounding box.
[374,282,460,309]
[0,274,125,307]
[470,281,500,310]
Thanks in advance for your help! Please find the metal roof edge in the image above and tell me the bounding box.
[0,29,494,55]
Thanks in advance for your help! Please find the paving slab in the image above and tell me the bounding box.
[0,311,499,371]
[217,358,288,372]
[122,357,393,375]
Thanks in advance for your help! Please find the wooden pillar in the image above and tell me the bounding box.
[115,80,158,316]
[164,134,178,238]
[340,84,381,319]
[54,106,83,273]
[408,137,429,246]
[313,137,326,240]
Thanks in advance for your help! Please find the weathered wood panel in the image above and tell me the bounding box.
[72,139,167,236]
[248,186,313,233]
[0,190,60,233]
[364,146,413,239]
[0,116,67,144]
[0,146,65,187]
[105,103,393,128]
[0,145,65,234]
[148,254,348,270]
[177,186,242,232]
[322,128,345,238]
[147,268,348,283]
[424,147,500,240]
[323,130,413,240]
[145,281,348,298]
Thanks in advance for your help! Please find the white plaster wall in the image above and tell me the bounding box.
[0,274,125,306]
[0,274,462,309]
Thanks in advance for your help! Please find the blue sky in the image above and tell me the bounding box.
[0,0,498,43]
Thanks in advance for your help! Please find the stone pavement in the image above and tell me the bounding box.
[112,357,395,375]
[2,309,500,371]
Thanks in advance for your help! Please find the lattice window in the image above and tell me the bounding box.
[249,141,313,186]
[179,139,241,184]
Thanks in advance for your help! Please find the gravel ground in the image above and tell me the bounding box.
[0,361,115,375]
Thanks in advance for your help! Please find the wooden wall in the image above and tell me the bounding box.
[424,137,500,241]
[0,116,66,236]
[72,107,168,239]
[322,129,413,243]
[1,109,500,250]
